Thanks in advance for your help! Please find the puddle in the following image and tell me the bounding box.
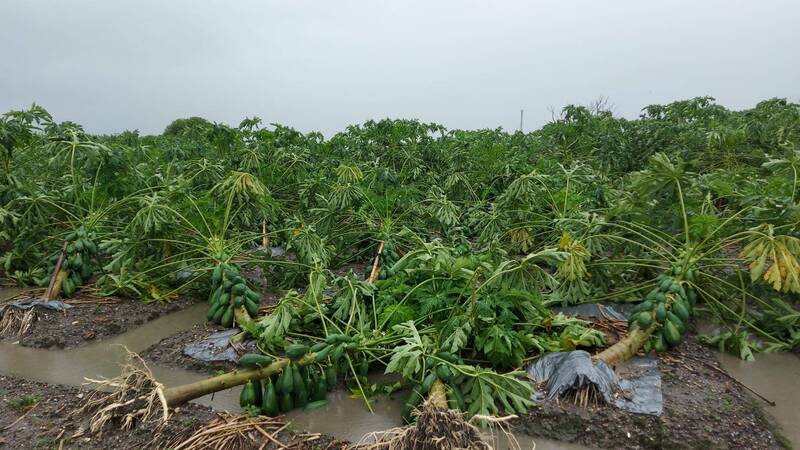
[716,351,800,447]
[0,287,589,448]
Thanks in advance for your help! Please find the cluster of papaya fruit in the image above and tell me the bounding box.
[629,264,697,352]
[237,351,339,415]
[46,226,98,297]
[401,352,466,423]
[207,262,259,327]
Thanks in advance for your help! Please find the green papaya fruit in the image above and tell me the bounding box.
[262,380,279,416]
[310,342,328,353]
[240,381,257,408]
[292,364,306,393]
[436,365,453,383]
[211,302,226,323]
[294,385,309,408]
[313,345,332,362]
[277,366,293,395]
[421,373,437,394]
[655,303,667,322]
[331,344,345,361]
[279,393,294,412]
[238,353,274,368]
[245,290,260,303]
[212,265,223,285]
[663,321,681,346]
[207,302,223,321]
[672,299,690,322]
[653,332,668,352]
[325,334,353,345]
[304,399,329,411]
[358,359,369,376]
[666,311,685,334]
[313,377,327,401]
[636,311,653,329]
[286,343,310,361]
[244,298,259,317]
[325,366,337,389]
[221,306,234,327]
[401,387,423,424]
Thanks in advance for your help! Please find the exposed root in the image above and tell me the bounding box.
[354,400,520,450]
[0,307,35,337]
[75,347,169,436]
[562,384,602,408]
[167,413,308,450]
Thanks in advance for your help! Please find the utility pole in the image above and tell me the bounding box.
[519,109,524,132]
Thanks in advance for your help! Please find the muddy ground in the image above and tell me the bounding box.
[0,375,347,450]
[519,337,786,450]
[0,294,197,349]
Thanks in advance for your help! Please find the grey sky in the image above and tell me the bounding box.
[1,1,798,136]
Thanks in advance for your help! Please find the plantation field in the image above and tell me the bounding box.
[1,96,798,449]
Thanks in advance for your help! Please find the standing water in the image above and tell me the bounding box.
[716,352,800,446]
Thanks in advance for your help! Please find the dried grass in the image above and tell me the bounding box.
[168,414,288,450]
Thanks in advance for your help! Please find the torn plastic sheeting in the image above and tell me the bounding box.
[529,350,616,404]
[528,350,663,416]
[183,329,241,363]
[0,298,72,313]
[614,355,663,416]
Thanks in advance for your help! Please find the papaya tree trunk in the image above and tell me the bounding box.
[163,354,315,407]
[262,220,270,248]
[428,379,448,408]
[367,241,385,284]
[44,241,68,301]
[593,327,652,366]
[164,359,289,406]
[47,269,69,301]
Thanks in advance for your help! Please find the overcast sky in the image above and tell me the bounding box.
[1,1,798,136]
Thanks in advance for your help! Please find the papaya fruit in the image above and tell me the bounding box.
[325,366,337,389]
[304,399,329,411]
[239,381,257,408]
[655,303,667,322]
[286,343,310,361]
[421,373,437,393]
[310,342,328,353]
[262,380,279,416]
[221,306,234,327]
[238,353,274,368]
[436,365,453,383]
[244,298,259,317]
[672,299,690,322]
[663,321,681,346]
[279,393,294,412]
[277,366,293,395]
